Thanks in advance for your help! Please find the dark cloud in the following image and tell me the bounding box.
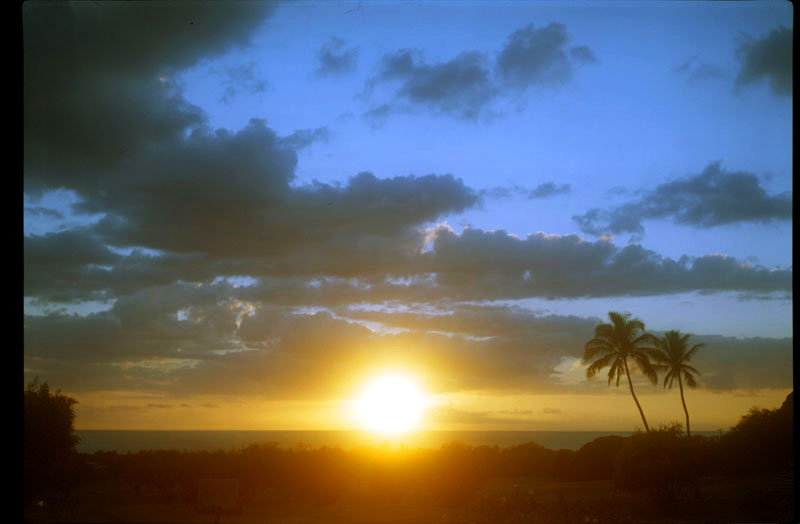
[364,22,595,121]
[495,22,593,89]
[573,205,646,237]
[57,116,477,260]
[678,335,792,392]
[22,1,482,308]
[420,226,791,300]
[24,285,243,365]
[735,26,792,97]
[24,303,581,397]
[735,291,793,302]
[211,61,268,102]
[362,103,393,128]
[475,182,571,201]
[280,127,332,150]
[573,162,792,236]
[23,1,275,193]
[24,206,64,219]
[368,50,498,119]
[333,303,598,343]
[24,222,792,307]
[316,36,359,76]
[529,182,571,199]
[24,300,791,398]
[24,229,122,303]
[570,45,597,64]
[22,4,789,406]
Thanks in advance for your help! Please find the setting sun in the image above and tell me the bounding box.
[354,374,427,433]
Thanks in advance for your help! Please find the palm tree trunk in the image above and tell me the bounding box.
[679,375,691,437]
[623,357,650,432]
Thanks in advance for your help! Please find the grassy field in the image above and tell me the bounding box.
[24,473,791,524]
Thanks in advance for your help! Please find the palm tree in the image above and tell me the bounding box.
[650,330,704,437]
[583,312,659,432]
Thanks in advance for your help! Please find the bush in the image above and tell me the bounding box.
[568,435,627,481]
[24,378,81,505]
[720,392,793,475]
[613,424,701,508]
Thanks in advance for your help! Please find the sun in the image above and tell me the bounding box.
[354,373,427,433]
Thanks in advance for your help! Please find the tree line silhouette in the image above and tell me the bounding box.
[23,309,793,522]
[24,383,792,522]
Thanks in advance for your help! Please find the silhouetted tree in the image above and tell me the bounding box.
[721,391,794,475]
[568,435,627,481]
[583,312,659,431]
[650,330,704,437]
[24,378,81,505]
[613,423,702,508]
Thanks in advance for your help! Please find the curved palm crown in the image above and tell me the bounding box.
[583,312,659,431]
[650,330,704,436]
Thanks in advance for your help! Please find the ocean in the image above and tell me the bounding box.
[74,430,722,454]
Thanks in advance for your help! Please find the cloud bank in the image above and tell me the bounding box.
[23,4,791,411]
[573,162,792,236]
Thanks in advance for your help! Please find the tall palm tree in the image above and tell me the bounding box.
[650,330,704,437]
[583,312,659,432]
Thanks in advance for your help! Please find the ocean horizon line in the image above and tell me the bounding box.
[75,429,724,454]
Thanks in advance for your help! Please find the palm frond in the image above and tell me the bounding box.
[649,348,670,365]
[626,320,646,342]
[632,332,659,348]
[593,323,616,341]
[631,351,658,385]
[607,358,621,386]
[661,369,675,389]
[607,311,630,329]
[682,364,701,376]
[683,371,698,389]
[586,352,616,379]
[583,338,614,361]
[683,343,705,362]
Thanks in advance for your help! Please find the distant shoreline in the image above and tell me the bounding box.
[75,429,724,454]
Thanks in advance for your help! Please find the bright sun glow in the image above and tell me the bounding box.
[354,374,427,433]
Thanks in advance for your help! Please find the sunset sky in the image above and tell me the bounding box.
[23,1,792,433]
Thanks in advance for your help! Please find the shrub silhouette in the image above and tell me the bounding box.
[720,391,793,475]
[24,378,81,506]
[613,423,701,508]
[417,442,493,506]
[568,435,627,481]
[58,391,792,521]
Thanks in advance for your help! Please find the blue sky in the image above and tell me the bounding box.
[24,1,792,430]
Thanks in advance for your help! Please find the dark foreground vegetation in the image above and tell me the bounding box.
[25,382,793,523]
